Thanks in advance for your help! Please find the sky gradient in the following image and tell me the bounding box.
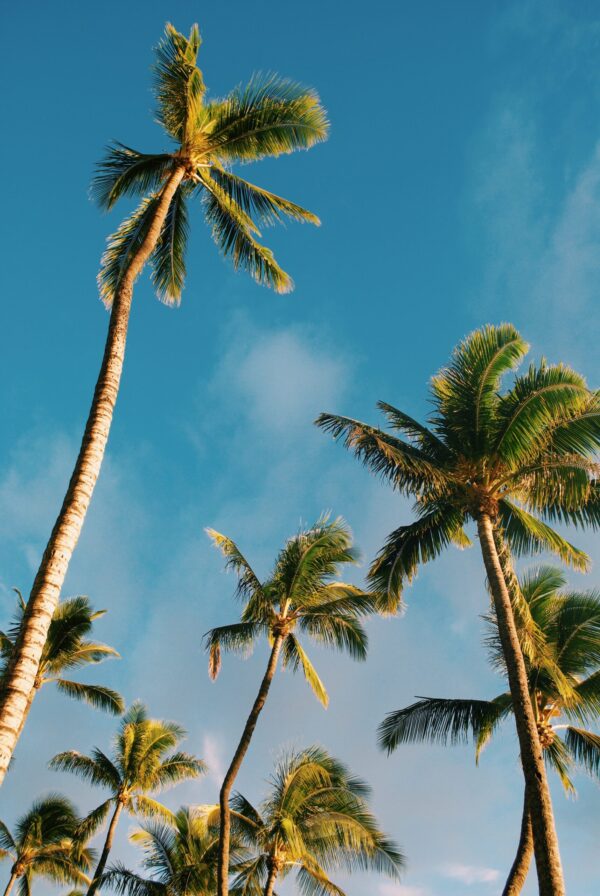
[1,1,600,894]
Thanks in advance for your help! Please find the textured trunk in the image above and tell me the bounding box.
[3,872,17,896]
[86,800,124,896]
[263,862,279,896]
[477,514,564,896]
[14,684,37,743]
[503,788,534,895]
[217,635,284,896]
[0,167,185,783]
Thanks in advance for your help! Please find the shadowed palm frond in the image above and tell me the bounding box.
[91,144,174,211]
[98,196,161,306]
[54,681,124,715]
[378,697,505,753]
[150,184,189,304]
[209,168,320,226]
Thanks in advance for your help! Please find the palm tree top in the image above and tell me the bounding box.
[317,323,600,601]
[92,22,329,305]
[0,593,123,715]
[204,516,381,706]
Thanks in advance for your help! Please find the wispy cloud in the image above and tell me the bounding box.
[202,733,225,789]
[441,863,499,885]
[379,884,431,896]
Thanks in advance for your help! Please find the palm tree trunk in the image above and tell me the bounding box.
[14,684,37,743]
[217,635,285,896]
[86,800,124,896]
[3,872,18,896]
[503,787,534,895]
[0,166,186,784]
[477,513,564,896]
[263,862,279,896]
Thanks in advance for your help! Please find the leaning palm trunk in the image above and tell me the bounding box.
[87,800,125,896]
[0,166,185,782]
[263,860,279,896]
[503,788,534,896]
[217,635,285,896]
[3,872,17,896]
[477,514,564,896]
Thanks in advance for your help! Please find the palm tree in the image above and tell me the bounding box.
[0,794,94,896]
[221,745,404,896]
[316,323,600,896]
[49,702,206,896]
[378,566,600,895]
[205,515,382,896]
[102,807,248,896]
[0,592,123,743]
[0,21,328,780]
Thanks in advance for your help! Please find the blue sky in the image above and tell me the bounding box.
[1,1,600,893]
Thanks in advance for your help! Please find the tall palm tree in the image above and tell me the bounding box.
[102,807,248,896]
[0,21,328,780]
[221,745,404,896]
[0,593,123,743]
[378,566,600,895]
[317,323,600,896]
[205,515,382,896]
[0,795,94,896]
[49,702,206,896]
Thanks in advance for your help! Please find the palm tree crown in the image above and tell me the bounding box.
[49,703,206,896]
[94,23,329,303]
[317,323,600,601]
[205,515,378,706]
[0,795,94,896]
[0,594,123,719]
[226,745,404,896]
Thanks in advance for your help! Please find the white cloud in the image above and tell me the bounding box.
[379,884,431,896]
[202,733,225,789]
[441,863,499,885]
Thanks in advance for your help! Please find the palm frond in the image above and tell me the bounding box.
[378,697,506,754]
[209,167,320,226]
[498,498,589,571]
[98,195,161,307]
[153,23,204,143]
[205,530,264,602]
[49,751,120,790]
[91,144,174,210]
[564,727,600,780]
[282,635,328,707]
[54,681,124,715]
[76,799,114,841]
[544,736,576,795]
[299,613,367,661]
[203,621,266,679]
[150,184,189,304]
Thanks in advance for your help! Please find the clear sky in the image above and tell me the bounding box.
[1,1,600,894]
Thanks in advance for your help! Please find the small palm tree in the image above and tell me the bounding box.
[317,323,600,896]
[223,745,404,896]
[205,515,381,896]
[102,807,247,896]
[0,794,94,896]
[50,702,206,896]
[0,21,328,781]
[378,566,600,895]
[0,593,123,742]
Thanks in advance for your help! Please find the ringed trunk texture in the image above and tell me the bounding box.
[86,800,124,896]
[263,862,279,896]
[0,167,185,783]
[217,635,284,896]
[477,514,564,896]
[503,788,534,896]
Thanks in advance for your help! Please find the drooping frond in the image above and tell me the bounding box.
[98,195,161,306]
[474,693,513,763]
[153,23,204,143]
[368,504,470,601]
[430,323,527,455]
[150,184,189,304]
[54,681,124,715]
[208,75,328,162]
[498,498,589,570]
[91,144,174,210]
[76,799,113,841]
[282,635,328,706]
[544,736,576,795]
[376,402,453,463]
[564,727,600,780]
[205,530,264,603]
[209,167,320,226]
[49,751,121,790]
[203,621,267,679]
[315,413,448,496]
[298,612,368,661]
[147,753,207,789]
[378,697,505,754]
[199,172,293,293]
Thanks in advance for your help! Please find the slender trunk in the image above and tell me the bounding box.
[86,800,124,896]
[3,872,17,896]
[503,788,534,896]
[14,685,37,743]
[0,167,185,783]
[263,862,279,896]
[477,514,564,896]
[217,635,284,896]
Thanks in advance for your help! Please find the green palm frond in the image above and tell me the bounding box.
[54,681,124,715]
[199,171,293,293]
[131,797,176,823]
[204,621,268,679]
[378,697,505,753]
[208,74,328,162]
[298,612,367,661]
[153,23,204,143]
[98,195,161,306]
[571,671,600,723]
[564,727,600,780]
[76,799,114,841]
[544,736,576,795]
[376,401,452,462]
[91,144,175,210]
[498,498,589,570]
[100,865,164,896]
[209,167,320,226]
[147,753,207,789]
[474,693,513,763]
[275,515,359,603]
[49,751,120,789]
[282,635,328,706]
[205,530,264,602]
[295,864,345,896]
[367,504,470,601]
[150,183,189,304]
